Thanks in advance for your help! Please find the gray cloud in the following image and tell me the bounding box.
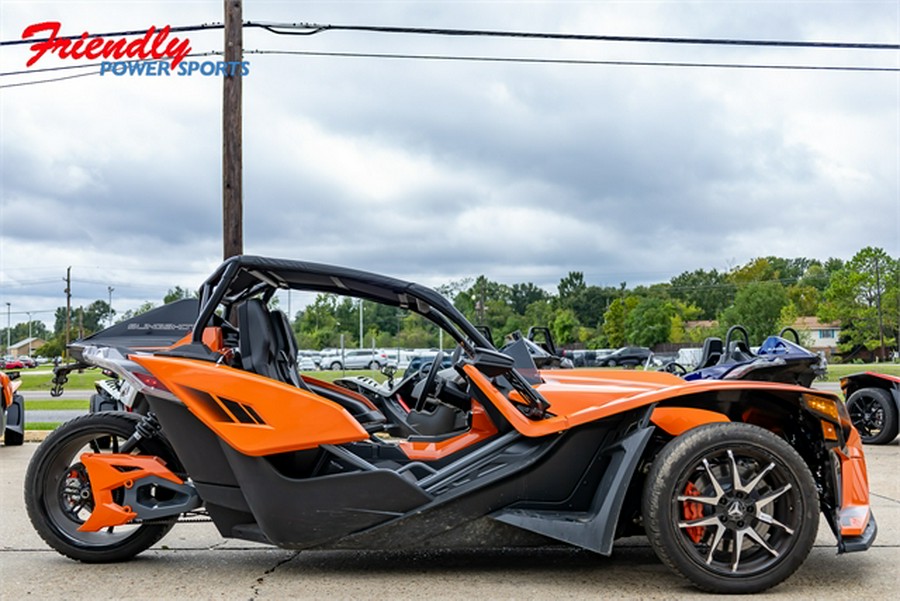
[1,1,898,330]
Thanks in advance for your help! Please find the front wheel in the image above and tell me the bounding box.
[25,412,181,562]
[642,422,819,594]
[846,387,899,444]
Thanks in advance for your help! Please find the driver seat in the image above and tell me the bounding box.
[237,299,310,392]
[696,337,723,369]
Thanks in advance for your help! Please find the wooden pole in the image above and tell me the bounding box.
[223,0,243,259]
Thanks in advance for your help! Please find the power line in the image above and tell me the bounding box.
[0,70,99,89]
[3,19,896,51]
[0,23,226,46]
[245,49,900,73]
[253,21,900,51]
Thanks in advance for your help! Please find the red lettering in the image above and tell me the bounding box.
[166,38,192,67]
[21,21,193,68]
[21,21,62,66]
[83,37,103,59]
[103,38,127,60]
[68,32,91,60]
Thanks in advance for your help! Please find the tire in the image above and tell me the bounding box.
[608,360,617,367]
[330,361,342,371]
[25,412,181,563]
[642,422,819,594]
[368,361,381,370]
[846,387,899,445]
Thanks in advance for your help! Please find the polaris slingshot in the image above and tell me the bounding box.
[25,256,876,593]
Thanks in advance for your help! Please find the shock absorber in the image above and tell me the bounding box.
[119,412,162,454]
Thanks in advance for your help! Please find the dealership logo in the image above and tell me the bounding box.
[21,21,249,76]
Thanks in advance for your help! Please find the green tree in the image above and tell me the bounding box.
[819,247,899,358]
[719,281,789,344]
[509,282,549,315]
[625,297,676,347]
[670,268,734,319]
[116,301,156,324]
[602,296,639,348]
[550,308,580,346]
[163,286,196,304]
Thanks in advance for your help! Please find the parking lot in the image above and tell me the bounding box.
[1,439,897,600]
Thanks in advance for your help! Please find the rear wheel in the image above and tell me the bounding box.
[330,361,341,370]
[643,422,818,593]
[25,412,181,562]
[368,360,381,370]
[846,387,898,444]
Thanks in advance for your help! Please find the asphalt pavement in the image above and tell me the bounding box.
[0,438,897,600]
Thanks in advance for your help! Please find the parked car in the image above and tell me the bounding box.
[596,346,652,367]
[320,348,393,370]
[2,357,25,370]
[404,352,454,378]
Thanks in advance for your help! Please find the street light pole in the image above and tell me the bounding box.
[359,299,364,349]
[5,302,9,354]
[26,311,32,356]
[108,286,115,326]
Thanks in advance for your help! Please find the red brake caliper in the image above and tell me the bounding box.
[683,481,705,543]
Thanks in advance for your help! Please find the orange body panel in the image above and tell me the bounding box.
[131,355,369,456]
[0,372,20,409]
[77,453,183,532]
[650,407,730,436]
[466,365,816,438]
[835,428,872,537]
[399,401,498,461]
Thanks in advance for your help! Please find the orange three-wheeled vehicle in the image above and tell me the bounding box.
[25,256,876,593]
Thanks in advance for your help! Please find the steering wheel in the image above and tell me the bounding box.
[414,351,444,412]
[662,361,687,376]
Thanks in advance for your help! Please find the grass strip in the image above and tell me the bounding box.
[26,422,62,431]
[25,400,89,411]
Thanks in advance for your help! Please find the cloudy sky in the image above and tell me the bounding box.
[1,0,898,331]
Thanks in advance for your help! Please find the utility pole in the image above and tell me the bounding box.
[64,266,71,361]
[26,312,32,356]
[5,302,9,354]
[222,0,243,259]
[874,256,885,361]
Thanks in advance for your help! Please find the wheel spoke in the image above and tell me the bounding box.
[741,462,775,495]
[743,525,780,558]
[731,530,745,572]
[705,523,727,565]
[727,450,743,492]
[755,483,792,508]
[678,515,722,529]
[677,494,718,506]
[756,510,795,535]
[702,459,725,499]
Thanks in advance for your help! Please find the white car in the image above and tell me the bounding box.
[320,349,393,370]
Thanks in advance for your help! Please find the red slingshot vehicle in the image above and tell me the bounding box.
[25,256,876,593]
